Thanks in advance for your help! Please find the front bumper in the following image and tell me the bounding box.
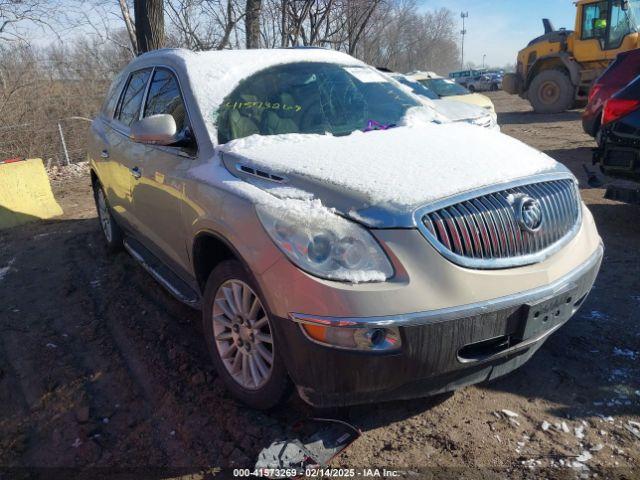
[277,245,602,407]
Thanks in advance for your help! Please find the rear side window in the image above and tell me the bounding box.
[102,72,126,118]
[143,68,188,132]
[115,69,152,127]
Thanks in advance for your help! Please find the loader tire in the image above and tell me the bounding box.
[528,70,574,114]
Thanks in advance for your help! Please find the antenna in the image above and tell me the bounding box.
[461,12,469,69]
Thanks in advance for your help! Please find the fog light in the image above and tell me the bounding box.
[300,322,401,352]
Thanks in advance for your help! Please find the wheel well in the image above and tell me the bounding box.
[192,233,237,292]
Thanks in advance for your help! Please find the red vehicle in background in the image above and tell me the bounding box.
[582,49,640,141]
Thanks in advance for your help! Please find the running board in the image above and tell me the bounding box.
[123,237,201,309]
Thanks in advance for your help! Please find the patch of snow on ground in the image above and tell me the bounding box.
[0,257,16,283]
[584,310,609,321]
[613,347,637,360]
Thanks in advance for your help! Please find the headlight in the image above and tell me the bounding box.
[256,201,393,283]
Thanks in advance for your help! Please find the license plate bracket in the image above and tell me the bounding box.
[520,286,579,341]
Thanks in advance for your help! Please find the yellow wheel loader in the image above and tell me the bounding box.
[503,0,640,113]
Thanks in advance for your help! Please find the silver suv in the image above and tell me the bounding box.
[89,48,603,409]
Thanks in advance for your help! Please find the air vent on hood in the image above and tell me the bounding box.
[236,163,286,183]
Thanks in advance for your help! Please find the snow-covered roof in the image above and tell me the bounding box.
[407,71,442,80]
[129,48,365,141]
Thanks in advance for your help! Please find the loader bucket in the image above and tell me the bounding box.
[0,158,63,229]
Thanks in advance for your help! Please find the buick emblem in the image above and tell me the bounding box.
[515,196,543,232]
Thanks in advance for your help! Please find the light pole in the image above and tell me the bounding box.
[482,54,486,69]
[461,12,469,69]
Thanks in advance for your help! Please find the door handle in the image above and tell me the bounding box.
[131,166,142,179]
[100,149,109,158]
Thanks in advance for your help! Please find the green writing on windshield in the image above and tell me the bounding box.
[220,101,302,112]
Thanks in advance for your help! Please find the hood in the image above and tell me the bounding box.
[447,93,495,112]
[431,99,489,122]
[219,123,570,227]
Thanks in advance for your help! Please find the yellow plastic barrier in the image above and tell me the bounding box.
[0,158,63,229]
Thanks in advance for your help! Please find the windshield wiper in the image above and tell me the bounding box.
[363,119,397,132]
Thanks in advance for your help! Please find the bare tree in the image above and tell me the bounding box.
[134,0,165,52]
[0,0,63,43]
[119,0,138,53]
[358,1,459,74]
[165,0,245,50]
[245,0,261,48]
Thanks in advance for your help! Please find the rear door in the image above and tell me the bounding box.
[129,67,198,275]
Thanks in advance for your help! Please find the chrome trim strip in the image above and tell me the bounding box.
[414,173,582,269]
[289,244,602,328]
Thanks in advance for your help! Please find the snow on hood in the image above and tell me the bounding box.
[219,122,570,218]
[432,99,489,122]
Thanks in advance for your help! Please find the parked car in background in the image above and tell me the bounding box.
[449,69,484,87]
[467,73,503,93]
[583,49,640,140]
[593,74,640,181]
[388,72,499,130]
[90,48,602,409]
[408,71,496,114]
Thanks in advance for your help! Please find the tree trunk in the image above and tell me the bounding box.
[134,0,165,54]
[245,0,262,49]
[118,0,138,54]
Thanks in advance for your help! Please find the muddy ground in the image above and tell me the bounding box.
[0,92,638,479]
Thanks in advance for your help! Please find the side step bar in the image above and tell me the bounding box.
[123,237,201,310]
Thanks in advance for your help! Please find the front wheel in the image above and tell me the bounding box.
[202,260,292,409]
[528,70,574,113]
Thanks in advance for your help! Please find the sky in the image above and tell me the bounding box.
[419,0,578,68]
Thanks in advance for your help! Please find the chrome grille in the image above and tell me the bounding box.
[420,178,581,269]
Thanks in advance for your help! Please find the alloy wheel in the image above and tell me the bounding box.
[212,279,274,390]
[97,189,113,243]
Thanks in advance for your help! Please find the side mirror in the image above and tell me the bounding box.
[622,0,629,11]
[130,114,178,145]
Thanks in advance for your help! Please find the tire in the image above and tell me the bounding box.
[490,83,499,92]
[93,182,123,253]
[528,70,574,114]
[468,85,476,93]
[202,259,292,409]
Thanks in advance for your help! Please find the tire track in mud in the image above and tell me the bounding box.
[63,226,182,467]
[63,225,257,468]
[0,221,154,466]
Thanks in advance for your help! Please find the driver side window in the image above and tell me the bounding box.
[143,67,197,155]
[582,1,608,40]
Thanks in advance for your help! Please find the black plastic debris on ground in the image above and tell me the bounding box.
[255,418,361,476]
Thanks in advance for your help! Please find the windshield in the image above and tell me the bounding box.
[626,0,640,30]
[418,78,470,97]
[392,75,440,100]
[216,62,421,144]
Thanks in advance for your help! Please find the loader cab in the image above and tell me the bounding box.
[575,0,640,60]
